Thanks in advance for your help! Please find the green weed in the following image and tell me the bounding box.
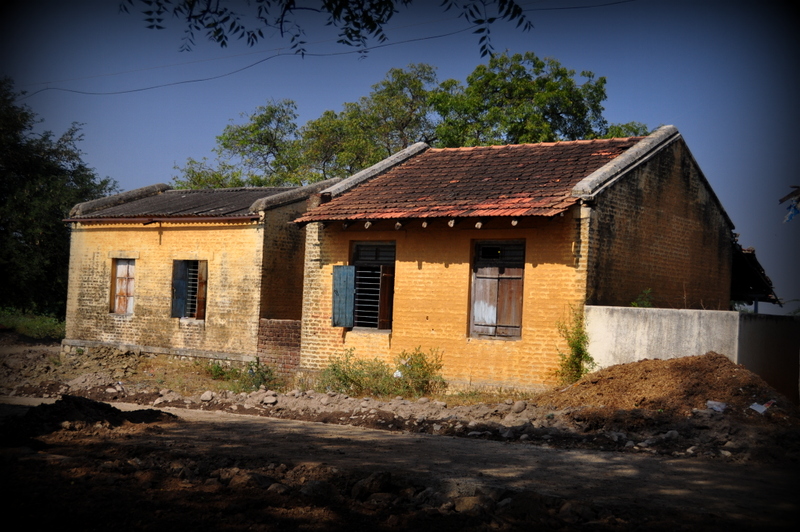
[555,305,595,385]
[630,288,654,308]
[317,347,447,398]
[202,357,280,393]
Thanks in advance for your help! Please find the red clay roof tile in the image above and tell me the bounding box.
[297,138,641,223]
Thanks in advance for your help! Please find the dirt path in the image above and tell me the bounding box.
[148,404,800,523]
[3,335,799,530]
[3,396,797,530]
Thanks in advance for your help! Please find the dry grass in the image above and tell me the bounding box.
[133,357,233,396]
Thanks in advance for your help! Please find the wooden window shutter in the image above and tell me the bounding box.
[377,264,395,330]
[471,266,499,336]
[171,260,188,318]
[470,242,525,338]
[195,260,208,320]
[495,267,523,336]
[110,260,118,313]
[111,259,135,314]
[332,265,355,327]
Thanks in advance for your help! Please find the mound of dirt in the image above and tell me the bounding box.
[537,352,797,423]
[0,394,176,448]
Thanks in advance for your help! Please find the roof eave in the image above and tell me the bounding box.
[64,215,261,225]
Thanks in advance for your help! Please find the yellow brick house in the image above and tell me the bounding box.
[293,126,749,389]
[62,180,336,371]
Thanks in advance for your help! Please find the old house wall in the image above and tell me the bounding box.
[584,138,733,309]
[64,220,265,360]
[259,203,308,320]
[300,213,587,389]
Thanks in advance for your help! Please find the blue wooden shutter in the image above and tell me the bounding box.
[171,260,188,318]
[332,265,355,327]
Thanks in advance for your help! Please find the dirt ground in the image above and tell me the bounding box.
[1,331,799,530]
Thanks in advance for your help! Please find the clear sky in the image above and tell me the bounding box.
[2,0,798,315]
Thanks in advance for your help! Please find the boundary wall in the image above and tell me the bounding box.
[585,306,800,403]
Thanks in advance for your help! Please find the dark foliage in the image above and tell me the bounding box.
[0,78,118,317]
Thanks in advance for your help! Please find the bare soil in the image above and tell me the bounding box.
[1,331,799,530]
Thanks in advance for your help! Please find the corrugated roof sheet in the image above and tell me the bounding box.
[295,137,642,223]
[72,187,289,219]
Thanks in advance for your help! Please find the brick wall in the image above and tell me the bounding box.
[260,204,307,320]
[257,318,301,378]
[585,138,733,309]
[300,214,587,389]
[65,198,312,363]
[65,219,266,358]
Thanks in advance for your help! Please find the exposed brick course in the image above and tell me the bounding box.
[257,319,301,378]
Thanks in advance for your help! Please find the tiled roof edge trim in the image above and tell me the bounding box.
[571,125,679,199]
[249,178,343,212]
[69,183,172,217]
[321,142,429,198]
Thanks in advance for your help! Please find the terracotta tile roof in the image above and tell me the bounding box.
[71,187,290,219]
[295,137,642,223]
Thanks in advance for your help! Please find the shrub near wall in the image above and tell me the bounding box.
[318,347,447,398]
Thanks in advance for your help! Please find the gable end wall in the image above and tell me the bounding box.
[585,139,733,309]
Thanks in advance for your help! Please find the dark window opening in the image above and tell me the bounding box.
[172,260,207,319]
[332,243,395,330]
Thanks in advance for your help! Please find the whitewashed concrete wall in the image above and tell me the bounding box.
[585,306,800,402]
[585,306,740,365]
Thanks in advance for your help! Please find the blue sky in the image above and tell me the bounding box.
[2,0,798,314]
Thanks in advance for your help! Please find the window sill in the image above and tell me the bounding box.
[468,335,521,341]
[351,327,392,335]
[179,317,205,325]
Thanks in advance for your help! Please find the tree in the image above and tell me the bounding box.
[432,51,612,146]
[0,78,118,317]
[602,121,650,139]
[174,64,440,187]
[174,55,649,189]
[300,62,438,176]
[120,0,532,57]
[173,99,308,188]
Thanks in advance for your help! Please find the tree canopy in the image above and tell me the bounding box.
[0,79,118,316]
[173,52,649,189]
[120,0,533,57]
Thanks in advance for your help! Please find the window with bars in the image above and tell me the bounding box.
[470,241,525,338]
[171,260,208,319]
[110,258,135,314]
[332,243,395,329]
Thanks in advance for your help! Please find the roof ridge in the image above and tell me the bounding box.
[70,183,171,217]
[165,186,287,194]
[572,125,678,199]
[427,137,644,152]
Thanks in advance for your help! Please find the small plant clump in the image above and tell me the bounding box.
[555,305,595,385]
[318,347,447,398]
[630,288,654,308]
[0,308,66,340]
[203,357,280,393]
